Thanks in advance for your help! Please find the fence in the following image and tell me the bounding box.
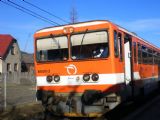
[1,72,36,84]
[0,72,36,111]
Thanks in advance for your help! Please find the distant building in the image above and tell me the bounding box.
[0,34,21,74]
[21,52,34,72]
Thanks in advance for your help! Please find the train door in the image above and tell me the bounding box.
[124,34,133,98]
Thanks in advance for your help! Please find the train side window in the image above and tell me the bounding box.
[142,45,148,64]
[133,42,137,63]
[157,53,160,65]
[148,49,153,64]
[157,53,159,64]
[155,52,158,64]
[153,51,159,64]
[114,31,119,57]
[157,54,159,64]
[153,51,156,64]
[118,33,123,61]
[159,53,160,64]
[138,43,141,64]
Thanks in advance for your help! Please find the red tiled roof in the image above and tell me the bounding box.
[0,34,14,59]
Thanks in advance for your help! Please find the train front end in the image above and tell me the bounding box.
[34,21,123,117]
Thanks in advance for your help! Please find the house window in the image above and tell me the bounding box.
[14,63,18,71]
[7,63,11,72]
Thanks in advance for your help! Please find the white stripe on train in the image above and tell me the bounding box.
[36,72,141,86]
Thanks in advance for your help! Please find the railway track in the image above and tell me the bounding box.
[0,89,160,120]
[104,88,160,120]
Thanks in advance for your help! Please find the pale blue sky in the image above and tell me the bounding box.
[0,0,160,53]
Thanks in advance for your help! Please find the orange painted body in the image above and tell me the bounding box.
[34,20,160,93]
[33,20,160,117]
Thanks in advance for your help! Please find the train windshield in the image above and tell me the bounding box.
[36,36,68,61]
[71,31,109,60]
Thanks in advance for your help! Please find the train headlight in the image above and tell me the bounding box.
[46,76,53,83]
[91,73,99,81]
[83,74,90,82]
[53,75,60,82]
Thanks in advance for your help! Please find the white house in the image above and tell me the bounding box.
[0,34,21,74]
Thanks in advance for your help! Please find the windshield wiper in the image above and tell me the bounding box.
[79,29,88,58]
[50,34,62,58]
[50,34,60,49]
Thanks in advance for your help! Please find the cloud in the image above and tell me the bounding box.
[115,18,160,32]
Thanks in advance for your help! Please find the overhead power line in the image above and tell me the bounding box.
[0,0,59,25]
[22,0,69,24]
[7,0,60,25]
[0,0,55,25]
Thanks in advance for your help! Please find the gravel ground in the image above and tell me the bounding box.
[7,85,36,104]
[0,83,36,108]
[0,102,44,120]
[1,83,160,120]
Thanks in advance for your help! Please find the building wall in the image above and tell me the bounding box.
[2,40,21,74]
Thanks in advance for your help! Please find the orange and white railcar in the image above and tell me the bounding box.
[34,20,160,117]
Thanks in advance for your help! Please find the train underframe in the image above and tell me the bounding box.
[36,89,123,117]
[36,77,160,118]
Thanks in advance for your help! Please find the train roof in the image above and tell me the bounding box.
[35,20,108,33]
[35,20,160,51]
